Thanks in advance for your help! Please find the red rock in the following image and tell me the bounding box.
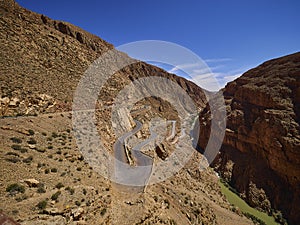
[199,52,300,224]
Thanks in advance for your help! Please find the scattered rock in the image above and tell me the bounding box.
[71,207,84,220]
[23,179,40,187]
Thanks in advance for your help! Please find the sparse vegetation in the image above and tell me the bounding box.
[37,162,45,168]
[11,144,22,151]
[100,208,107,216]
[11,144,27,153]
[10,137,22,143]
[60,172,66,177]
[56,150,62,154]
[47,137,53,141]
[37,184,46,193]
[51,168,58,173]
[243,212,267,225]
[65,186,75,195]
[75,200,81,206]
[23,156,33,163]
[51,191,61,201]
[6,157,20,163]
[273,211,288,225]
[55,182,64,189]
[6,152,19,157]
[219,180,278,225]
[16,195,28,202]
[6,183,25,194]
[28,129,35,135]
[35,148,45,153]
[36,200,47,210]
[27,138,37,145]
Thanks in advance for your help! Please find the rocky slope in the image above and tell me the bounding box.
[199,52,300,224]
[0,0,253,224]
[0,0,206,117]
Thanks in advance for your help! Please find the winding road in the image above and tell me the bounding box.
[113,119,179,188]
[113,120,156,187]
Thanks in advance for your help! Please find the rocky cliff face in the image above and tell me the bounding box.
[199,52,300,224]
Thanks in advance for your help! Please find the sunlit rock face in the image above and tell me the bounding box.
[199,52,300,224]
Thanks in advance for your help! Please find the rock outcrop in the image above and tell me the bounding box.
[199,52,300,224]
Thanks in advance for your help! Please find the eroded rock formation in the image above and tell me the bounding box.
[199,52,300,224]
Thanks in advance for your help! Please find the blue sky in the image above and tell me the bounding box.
[16,0,300,88]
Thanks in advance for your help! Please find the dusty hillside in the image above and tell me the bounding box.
[0,0,206,117]
[199,52,300,224]
[0,0,254,224]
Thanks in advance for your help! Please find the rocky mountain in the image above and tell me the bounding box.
[199,52,300,224]
[0,1,254,224]
[0,0,206,117]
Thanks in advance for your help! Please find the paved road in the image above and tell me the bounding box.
[131,126,157,166]
[113,119,179,188]
[114,120,143,164]
[166,120,176,141]
[113,120,155,187]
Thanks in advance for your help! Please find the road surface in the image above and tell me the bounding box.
[113,120,155,188]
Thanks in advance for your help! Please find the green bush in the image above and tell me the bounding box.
[27,138,37,145]
[11,144,22,151]
[6,157,20,163]
[243,212,266,225]
[65,186,75,195]
[51,191,61,201]
[56,150,62,155]
[55,182,64,189]
[75,200,81,206]
[6,183,25,194]
[11,145,27,153]
[37,200,47,210]
[37,185,46,193]
[51,168,58,173]
[52,132,58,138]
[28,129,35,135]
[100,208,107,216]
[47,137,53,141]
[10,137,22,143]
[273,211,288,225]
[36,148,45,153]
[6,152,19,157]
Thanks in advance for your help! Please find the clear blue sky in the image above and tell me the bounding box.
[16,0,300,88]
